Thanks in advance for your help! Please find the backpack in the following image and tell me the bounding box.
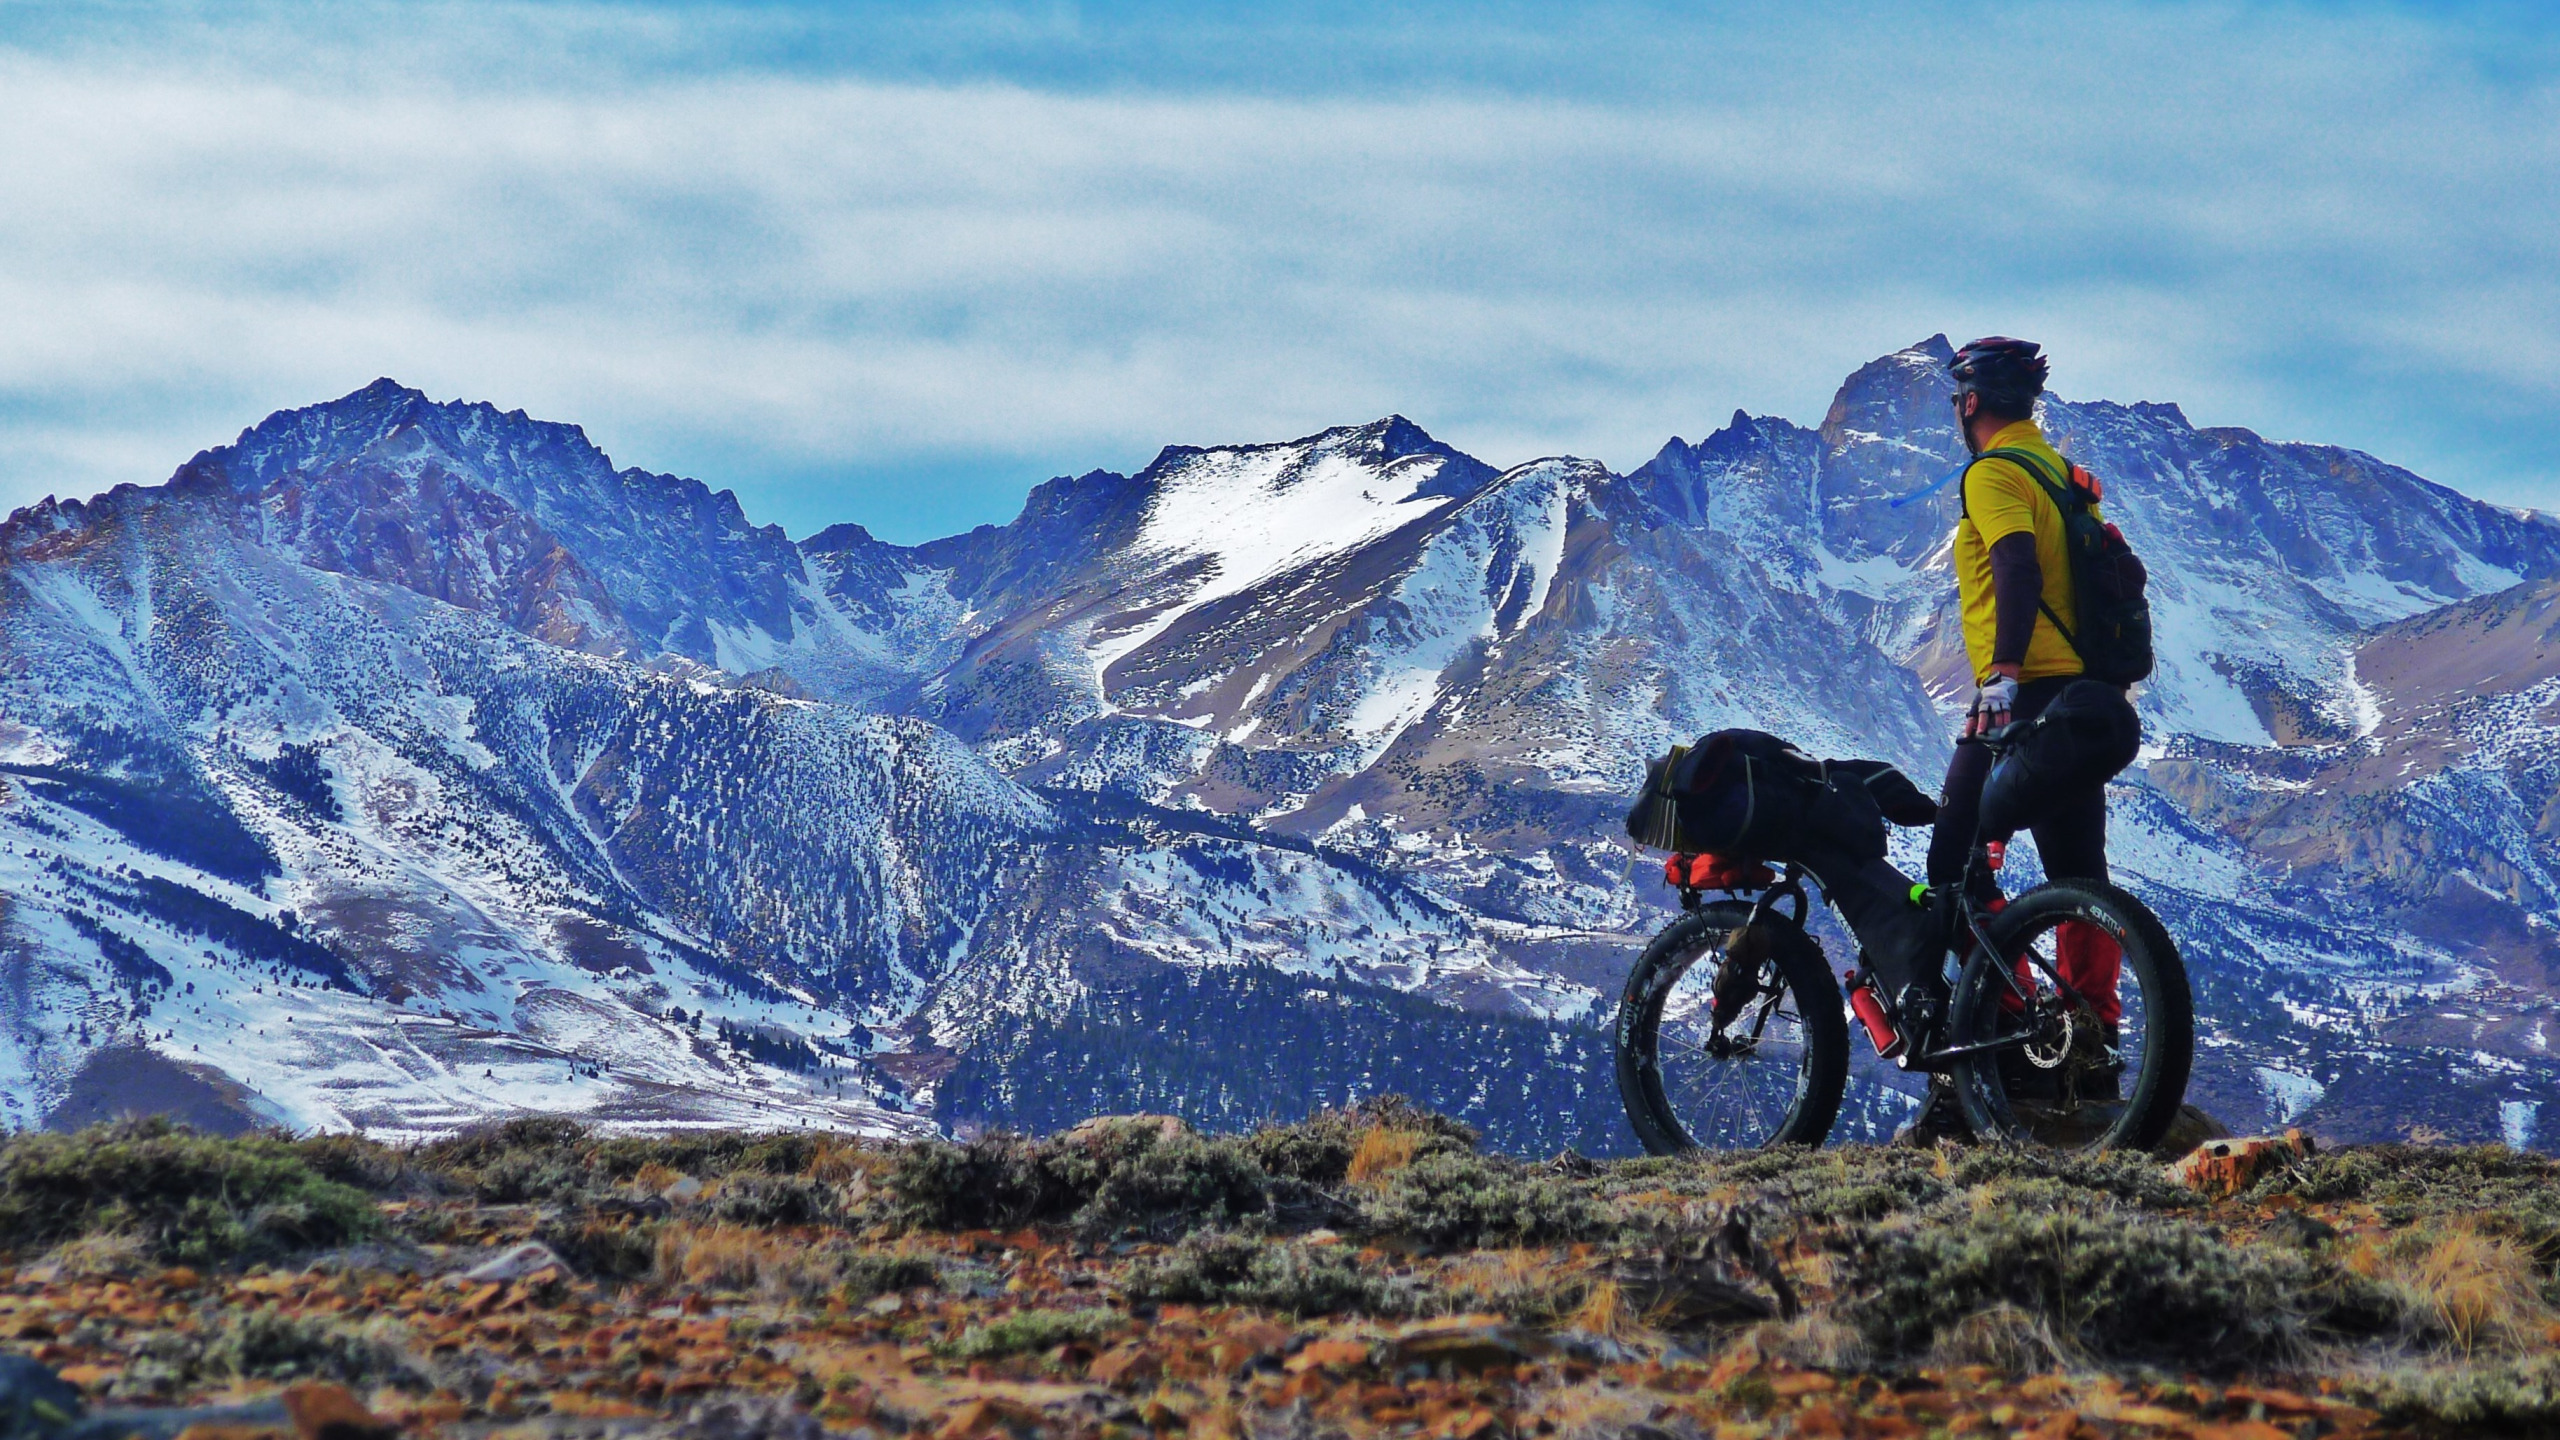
[1968,447,2154,685]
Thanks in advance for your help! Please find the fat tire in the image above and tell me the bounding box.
[1614,904,1850,1154]
[1948,878,2194,1152]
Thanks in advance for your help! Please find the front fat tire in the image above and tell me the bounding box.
[1950,878,2194,1152]
[1614,903,1850,1154]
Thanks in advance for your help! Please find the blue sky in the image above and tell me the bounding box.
[0,1,2553,542]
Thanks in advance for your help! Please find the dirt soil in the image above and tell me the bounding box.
[3,1106,2554,1440]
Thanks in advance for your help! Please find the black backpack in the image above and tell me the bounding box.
[1968,447,2154,686]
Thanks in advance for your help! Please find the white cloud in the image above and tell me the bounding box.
[0,3,2554,540]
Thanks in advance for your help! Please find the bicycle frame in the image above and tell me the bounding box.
[1672,805,2090,1074]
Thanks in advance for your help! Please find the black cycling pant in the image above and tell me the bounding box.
[1927,675,2109,891]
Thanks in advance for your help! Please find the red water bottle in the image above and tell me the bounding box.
[1844,970,1905,1059]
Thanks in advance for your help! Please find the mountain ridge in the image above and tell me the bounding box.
[4,345,2556,1151]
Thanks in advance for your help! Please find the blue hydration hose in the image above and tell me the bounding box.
[1888,461,1970,510]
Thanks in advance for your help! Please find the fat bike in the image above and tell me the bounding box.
[1613,732,2193,1154]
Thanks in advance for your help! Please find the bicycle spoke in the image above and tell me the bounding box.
[1621,900,1867,1155]
[1658,959,1807,1148]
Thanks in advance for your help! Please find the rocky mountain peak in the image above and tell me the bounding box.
[1820,338,1963,449]
[1814,339,1969,563]
[1136,415,1489,490]
[1623,410,1819,533]
[1337,413,1463,464]
[802,520,887,555]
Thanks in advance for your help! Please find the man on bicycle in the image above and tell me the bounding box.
[1903,336,2123,1140]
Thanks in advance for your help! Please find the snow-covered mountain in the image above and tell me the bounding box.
[5,339,2556,1150]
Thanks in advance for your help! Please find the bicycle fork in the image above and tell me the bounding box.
[1706,866,1810,1033]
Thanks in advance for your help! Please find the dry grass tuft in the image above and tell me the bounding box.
[1345,1126,1426,1185]
[657,1222,771,1292]
[1437,1247,1576,1322]
[2349,1223,2552,1354]
[1523,1379,1653,1440]
[2417,1229,2547,1353]
[655,1223,848,1301]
[39,1232,149,1280]
[1564,1278,1636,1342]
[1928,1304,2065,1375]
[808,1139,884,1187]
[1747,1313,1871,1372]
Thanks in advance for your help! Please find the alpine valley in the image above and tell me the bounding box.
[4,336,2555,1153]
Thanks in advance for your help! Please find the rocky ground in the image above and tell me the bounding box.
[1,1105,2555,1440]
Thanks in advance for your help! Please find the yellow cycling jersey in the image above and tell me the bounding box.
[1951,419,2090,684]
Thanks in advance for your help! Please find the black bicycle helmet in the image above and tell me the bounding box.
[1948,336,2049,412]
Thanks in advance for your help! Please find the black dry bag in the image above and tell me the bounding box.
[1624,729,1826,860]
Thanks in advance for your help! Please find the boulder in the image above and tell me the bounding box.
[1087,1344,1164,1388]
[2150,1103,2235,1158]
[1384,1316,1547,1371]
[459,1240,576,1284]
[0,1355,82,1439]
[2167,1128,2315,1197]
[280,1383,399,1440]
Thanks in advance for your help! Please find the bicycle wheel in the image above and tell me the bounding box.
[1947,878,2193,1152]
[1615,903,1849,1154]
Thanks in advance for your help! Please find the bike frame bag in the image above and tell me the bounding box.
[1783,766,1943,1001]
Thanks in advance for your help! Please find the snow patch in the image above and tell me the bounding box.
[2253,1065,2325,1124]
[2501,1099,2541,1149]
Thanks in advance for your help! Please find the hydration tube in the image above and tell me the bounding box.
[1887,461,1969,510]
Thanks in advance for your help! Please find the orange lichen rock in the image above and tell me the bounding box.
[2166,1129,2316,1197]
[281,1383,401,1440]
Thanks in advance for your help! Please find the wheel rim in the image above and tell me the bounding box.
[1968,902,2153,1150]
[1646,928,1814,1149]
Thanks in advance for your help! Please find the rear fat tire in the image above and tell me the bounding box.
[1614,903,1851,1153]
[1948,878,2194,1152]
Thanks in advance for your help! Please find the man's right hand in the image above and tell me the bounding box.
[1966,672,2019,736]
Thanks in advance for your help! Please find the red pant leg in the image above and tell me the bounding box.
[2057,920,2123,1024]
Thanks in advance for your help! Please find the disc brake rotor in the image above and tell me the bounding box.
[2022,1004,2075,1069]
